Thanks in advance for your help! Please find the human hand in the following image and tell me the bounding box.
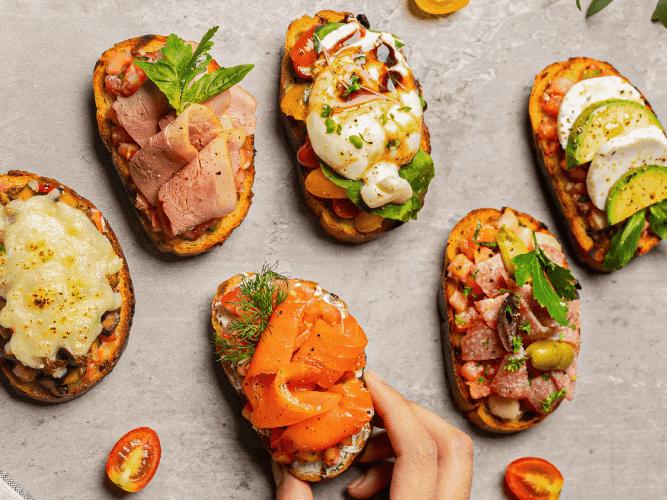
[273,370,473,500]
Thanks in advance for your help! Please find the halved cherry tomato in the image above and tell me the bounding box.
[505,457,564,500]
[297,136,320,169]
[291,25,319,79]
[332,198,361,218]
[106,427,161,493]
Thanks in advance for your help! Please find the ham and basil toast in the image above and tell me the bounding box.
[530,58,665,271]
[439,208,580,433]
[94,29,256,255]
[280,11,434,243]
[211,268,373,481]
[0,171,134,403]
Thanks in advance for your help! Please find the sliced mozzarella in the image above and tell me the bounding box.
[557,76,643,149]
[586,126,667,209]
[360,161,412,208]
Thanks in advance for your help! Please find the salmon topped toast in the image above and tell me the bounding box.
[211,267,373,481]
[440,208,581,433]
[94,27,256,255]
[0,171,134,402]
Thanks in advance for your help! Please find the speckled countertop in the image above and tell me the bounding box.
[0,1,666,499]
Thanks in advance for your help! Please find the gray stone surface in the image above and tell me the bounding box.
[0,0,666,498]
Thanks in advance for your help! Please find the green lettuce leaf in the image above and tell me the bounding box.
[603,209,647,271]
[321,149,435,223]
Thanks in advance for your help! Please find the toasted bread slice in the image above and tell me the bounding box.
[280,11,432,243]
[529,57,661,271]
[440,208,577,433]
[212,275,372,481]
[0,171,134,403]
[93,35,255,255]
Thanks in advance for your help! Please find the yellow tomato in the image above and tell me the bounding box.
[414,0,469,15]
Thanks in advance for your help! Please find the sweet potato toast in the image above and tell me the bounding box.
[280,11,432,243]
[212,272,372,481]
[440,208,580,433]
[529,57,661,271]
[0,171,134,403]
[94,34,255,256]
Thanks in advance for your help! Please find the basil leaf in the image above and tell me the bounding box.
[313,23,346,52]
[586,0,616,17]
[648,199,667,238]
[576,0,582,10]
[183,64,254,109]
[532,257,569,325]
[653,0,667,28]
[134,59,181,105]
[320,149,434,222]
[603,209,647,271]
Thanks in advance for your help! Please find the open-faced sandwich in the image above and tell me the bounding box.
[439,208,580,433]
[280,11,434,243]
[530,57,667,271]
[211,267,373,481]
[94,27,256,255]
[0,171,134,402]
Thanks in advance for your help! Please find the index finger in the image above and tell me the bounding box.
[363,370,438,499]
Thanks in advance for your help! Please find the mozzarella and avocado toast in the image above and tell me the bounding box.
[0,171,134,402]
[211,267,373,481]
[530,57,666,271]
[280,10,434,243]
[439,208,581,433]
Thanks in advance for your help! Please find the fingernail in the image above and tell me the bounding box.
[271,461,284,488]
[365,370,387,386]
[347,474,366,490]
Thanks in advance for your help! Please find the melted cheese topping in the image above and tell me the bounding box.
[0,191,122,369]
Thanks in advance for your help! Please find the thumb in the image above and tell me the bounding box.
[273,462,314,500]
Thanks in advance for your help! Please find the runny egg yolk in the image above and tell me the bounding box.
[306,21,423,209]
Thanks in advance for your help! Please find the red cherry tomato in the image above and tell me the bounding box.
[290,25,319,79]
[297,137,320,169]
[332,198,361,219]
[505,457,564,500]
[106,427,161,493]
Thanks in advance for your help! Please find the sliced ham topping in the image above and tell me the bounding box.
[130,104,224,205]
[551,355,577,401]
[472,254,510,298]
[157,129,244,236]
[203,88,232,117]
[489,350,531,399]
[225,85,257,135]
[474,293,508,330]
[525,375,558,414]
[461,321,505,361]
[113,80,169,147]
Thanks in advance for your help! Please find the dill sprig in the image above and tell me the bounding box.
[213,264,288,365]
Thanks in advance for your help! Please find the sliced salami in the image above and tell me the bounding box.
[461,321,504,361]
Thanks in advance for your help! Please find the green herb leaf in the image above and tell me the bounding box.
[473,220,482,242]
[349,134,364,149]
[392,34,405,48]
[325,118,338,134]
[321,104,332,118]
[320,149,435,222]
[578,195,592,202]
[576,0,582,10]
[455,315,466,325]
[540,389,567,412]
[135,27,253,115]
[397,106,412,112]
[313,22,346,53]
[653,0,667,28]
[213,264,288,365]
[463,286,473,298]
[344,74,362,97]
[603,208,646,271]
[381,113,389,126]
[512,336,523,354]
[511,232,576,326]
[586,0,616,17]
[477,377,486,385]
[0,245,5,255]
[478,241,499,249]
[542,373,551,381]
[419,92,426,110]
[385,138,401,149]
[648,199,667,238]
[519,321,531,334]
[504,356,528,372]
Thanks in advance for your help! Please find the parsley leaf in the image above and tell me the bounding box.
[135,27,254,115]
[519,321,531,334]
[504,356,528,372]
[462,286,473,298]
[511,232,576,326]
[540,389,567,412]
[455,315,466,326]
[512,336,523,354]
[603,209,646,271]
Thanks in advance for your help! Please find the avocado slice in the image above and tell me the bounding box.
[606,164,667,225]
[565,100,662,170]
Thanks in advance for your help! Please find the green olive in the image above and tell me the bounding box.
[496,225,529,278]
[526,340,575,371]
